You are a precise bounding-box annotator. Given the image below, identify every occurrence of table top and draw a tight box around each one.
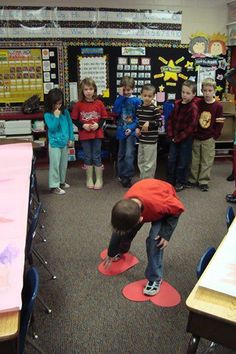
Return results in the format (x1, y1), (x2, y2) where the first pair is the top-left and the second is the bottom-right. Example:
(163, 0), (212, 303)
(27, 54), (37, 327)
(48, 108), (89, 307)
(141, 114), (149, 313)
(0, 142), (32, 340)
(0, 312), (19, 341)
(0, 138), (41, 149)
(186, 218), (236, 324)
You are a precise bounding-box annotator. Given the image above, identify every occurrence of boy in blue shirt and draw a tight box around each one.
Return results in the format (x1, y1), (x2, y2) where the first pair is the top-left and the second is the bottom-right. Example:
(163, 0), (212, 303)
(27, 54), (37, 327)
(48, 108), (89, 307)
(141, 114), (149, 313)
(113, 76), (141, 187)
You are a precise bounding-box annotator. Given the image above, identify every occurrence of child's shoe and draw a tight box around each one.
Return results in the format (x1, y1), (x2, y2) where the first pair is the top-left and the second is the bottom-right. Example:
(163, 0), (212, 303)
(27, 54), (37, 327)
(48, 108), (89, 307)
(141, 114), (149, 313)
(143, 280), (162, 296)
(199, 184), (209, 192)
(185, 181), (198, 188)
(86, 165), (94, 189)
(51, 187), (65, 195)
(175, 183), (184, 192)
(121, 177), (132, 188)
(94, 166), (103, 189)
(60, 182), (70, 189)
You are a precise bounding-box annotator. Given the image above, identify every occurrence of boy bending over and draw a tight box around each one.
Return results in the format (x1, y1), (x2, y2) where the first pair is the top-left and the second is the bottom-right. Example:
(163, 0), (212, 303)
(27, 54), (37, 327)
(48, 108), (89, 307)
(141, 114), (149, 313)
(103, 179), (184, 296)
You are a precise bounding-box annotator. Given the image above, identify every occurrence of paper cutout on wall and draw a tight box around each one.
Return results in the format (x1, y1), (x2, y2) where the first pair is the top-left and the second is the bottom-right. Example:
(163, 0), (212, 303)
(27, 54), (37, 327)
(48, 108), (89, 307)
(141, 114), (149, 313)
(188, 32), (227, 58)
(154, 57), (184, 82)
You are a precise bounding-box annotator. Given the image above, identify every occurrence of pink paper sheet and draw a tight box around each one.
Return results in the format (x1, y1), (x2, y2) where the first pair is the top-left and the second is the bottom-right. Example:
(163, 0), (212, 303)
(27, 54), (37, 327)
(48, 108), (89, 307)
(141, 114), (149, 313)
(0, 143), (32, 312)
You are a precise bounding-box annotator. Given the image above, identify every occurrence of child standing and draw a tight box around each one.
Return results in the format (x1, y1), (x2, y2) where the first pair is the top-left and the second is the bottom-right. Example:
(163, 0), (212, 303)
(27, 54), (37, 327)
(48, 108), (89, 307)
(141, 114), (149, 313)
(167, 80), (198, 191)
(44, 88), (74, 195)
(71, 78), (108, 189)
(113, 76), (141, 187)
(188, 78), (224, 191)
(103, 179), (184, 296)
(136, 84), (161, 179)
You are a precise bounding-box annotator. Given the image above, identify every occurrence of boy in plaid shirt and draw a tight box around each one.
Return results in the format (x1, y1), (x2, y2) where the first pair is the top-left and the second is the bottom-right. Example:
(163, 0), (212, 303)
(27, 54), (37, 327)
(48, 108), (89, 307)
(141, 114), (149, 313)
(167, 80), (199, 191)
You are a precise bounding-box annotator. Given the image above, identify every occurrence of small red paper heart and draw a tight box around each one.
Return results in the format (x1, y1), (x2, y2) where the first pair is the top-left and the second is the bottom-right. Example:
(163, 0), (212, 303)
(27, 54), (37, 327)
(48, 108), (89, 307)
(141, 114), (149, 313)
(98, 248), (139, 276)
(122, 279), (181, 307)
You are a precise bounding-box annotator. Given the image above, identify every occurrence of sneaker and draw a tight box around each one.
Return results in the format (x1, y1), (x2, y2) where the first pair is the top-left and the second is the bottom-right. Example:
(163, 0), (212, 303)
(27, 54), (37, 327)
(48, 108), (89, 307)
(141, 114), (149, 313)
(175, 183), (184, 192)
(51, 187), (65, 195)
(227, 173), (234, 182)
(143, 280), (162, 296)
(199, 184), (209, 192)
(60, 182), (70, 189)
(185, 181), (198, 188)
(226, 193), (236, 203)
(121, 178), (132, 188)
(112, 254), (121, 262)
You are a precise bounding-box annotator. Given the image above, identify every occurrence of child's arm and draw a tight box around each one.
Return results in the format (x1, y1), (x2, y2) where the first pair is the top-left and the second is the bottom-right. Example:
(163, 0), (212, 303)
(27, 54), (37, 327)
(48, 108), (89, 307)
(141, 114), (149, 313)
(174, 105), (199, 143)
(65, 109), (75, 143)
(155, 215), (180, 248)
(103, 233), (122, 268)
(44, 112), (60, 132)
(143, 107), (161, 132)
(112, 94), (126, 116)
(213, 103), (224, 139)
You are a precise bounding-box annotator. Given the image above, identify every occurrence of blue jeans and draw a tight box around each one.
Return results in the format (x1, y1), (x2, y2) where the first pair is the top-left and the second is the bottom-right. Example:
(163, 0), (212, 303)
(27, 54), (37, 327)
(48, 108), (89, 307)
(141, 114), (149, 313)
(80, 139), (102, 166)
(108, 220), (164, 282)
(117, 135), (136, 178)
(145, 221), (163, 282)
(167, 137), (193, 185)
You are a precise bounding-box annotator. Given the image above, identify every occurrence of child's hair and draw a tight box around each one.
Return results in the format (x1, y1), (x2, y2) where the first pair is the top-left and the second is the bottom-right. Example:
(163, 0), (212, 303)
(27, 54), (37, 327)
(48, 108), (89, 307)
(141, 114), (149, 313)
(120, 76), (135, 89)
(111, 199), (141, 236)
(78, 77), (97, 101)
(201, 77), (216, 90)
(182, 80), (197, 94)
(44, 88), (65, 113)
(141, 84), (156, 95)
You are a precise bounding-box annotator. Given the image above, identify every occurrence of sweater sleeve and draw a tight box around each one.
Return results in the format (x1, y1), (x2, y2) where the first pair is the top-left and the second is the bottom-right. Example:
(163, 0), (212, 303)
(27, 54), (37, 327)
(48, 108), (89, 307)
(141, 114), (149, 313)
(107, 233), (122, 257)
(65, 109), (75, 141)
(213, 103), (224, 140)
(167, 110), (174, 138)
(149, 107), (161, 130)
(44, 112), (60, 132)
(112, 95), (126, 116)
(158, 215), (180, 241)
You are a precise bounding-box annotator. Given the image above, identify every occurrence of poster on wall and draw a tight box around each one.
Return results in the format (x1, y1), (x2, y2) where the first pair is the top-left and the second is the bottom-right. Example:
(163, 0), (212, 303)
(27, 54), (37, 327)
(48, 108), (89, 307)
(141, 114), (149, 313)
(0, 49), (43, 104)
(78, 55), (108, 96)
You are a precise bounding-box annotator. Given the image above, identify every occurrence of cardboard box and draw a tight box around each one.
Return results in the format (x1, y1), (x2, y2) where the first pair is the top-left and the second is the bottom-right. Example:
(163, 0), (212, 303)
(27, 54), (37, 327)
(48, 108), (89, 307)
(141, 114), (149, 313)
(221, 101), (235, 115)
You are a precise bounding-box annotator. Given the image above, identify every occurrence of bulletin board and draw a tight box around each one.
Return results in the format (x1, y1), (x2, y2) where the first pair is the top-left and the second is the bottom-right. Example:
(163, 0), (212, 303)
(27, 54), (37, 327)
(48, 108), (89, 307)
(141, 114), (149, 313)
(65, 42), (227, 106)
(0, 41), (64, 109)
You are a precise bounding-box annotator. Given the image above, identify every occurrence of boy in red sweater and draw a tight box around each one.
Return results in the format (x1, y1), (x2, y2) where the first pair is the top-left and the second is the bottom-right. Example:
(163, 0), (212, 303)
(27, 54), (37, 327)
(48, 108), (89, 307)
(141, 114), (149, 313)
(103, 179), (184, 296)
(167, 80), (199, 191)
(188, 78), (224, 191)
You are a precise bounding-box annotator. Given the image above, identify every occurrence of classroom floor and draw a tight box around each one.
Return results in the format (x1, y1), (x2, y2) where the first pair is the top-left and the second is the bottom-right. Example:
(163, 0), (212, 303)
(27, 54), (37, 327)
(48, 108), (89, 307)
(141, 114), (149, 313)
(28, 158), (236, 354)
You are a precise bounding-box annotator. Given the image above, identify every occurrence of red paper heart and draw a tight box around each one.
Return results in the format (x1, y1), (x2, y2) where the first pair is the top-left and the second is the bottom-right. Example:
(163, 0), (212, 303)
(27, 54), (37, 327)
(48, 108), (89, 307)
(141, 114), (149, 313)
(98, 248), (139, 276)
(122, 279), (181, 307)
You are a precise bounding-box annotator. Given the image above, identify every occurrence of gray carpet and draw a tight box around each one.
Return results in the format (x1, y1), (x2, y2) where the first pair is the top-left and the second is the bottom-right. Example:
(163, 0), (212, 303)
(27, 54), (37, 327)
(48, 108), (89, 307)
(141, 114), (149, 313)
(29, 157), (236, 354)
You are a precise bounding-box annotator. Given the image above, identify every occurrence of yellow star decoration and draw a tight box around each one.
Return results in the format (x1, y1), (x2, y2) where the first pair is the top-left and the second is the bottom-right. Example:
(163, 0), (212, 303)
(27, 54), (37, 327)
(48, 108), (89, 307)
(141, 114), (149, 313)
(163, 60), (178, 81)
(216, 85), (223, 92)
(159, 85), (165, 92)
(185, 61), (194, 69)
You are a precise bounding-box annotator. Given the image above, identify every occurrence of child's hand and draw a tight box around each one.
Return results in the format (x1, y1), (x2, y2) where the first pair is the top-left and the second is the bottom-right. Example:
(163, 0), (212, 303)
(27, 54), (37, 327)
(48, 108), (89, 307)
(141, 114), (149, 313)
(90, 122), (99, 131)
(155, 235), (169, 250)
(54, 108), (60, 118)
(135, 128), (141, 137)
(125, 128), (131, 136)
(141, 122), (149, 132)
(83, 124), (91, 131)
(68, 140), (74, 147)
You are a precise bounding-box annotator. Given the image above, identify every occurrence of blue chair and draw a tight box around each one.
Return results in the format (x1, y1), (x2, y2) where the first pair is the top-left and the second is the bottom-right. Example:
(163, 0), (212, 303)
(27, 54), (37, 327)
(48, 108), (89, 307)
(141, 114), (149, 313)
(196, 247), (216, 279)
(226, 206), (235, 229)
(19, 267), (44, 354)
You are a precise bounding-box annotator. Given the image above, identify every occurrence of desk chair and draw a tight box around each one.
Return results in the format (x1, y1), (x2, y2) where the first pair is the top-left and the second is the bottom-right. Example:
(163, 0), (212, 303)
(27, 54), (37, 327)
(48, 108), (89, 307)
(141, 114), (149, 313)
(19, 267), (44, 354)
(226, 206), (235, 229)
(196, 247), (216, 280)
(196, 247), (217, 353)
(27, 201), (56, 281)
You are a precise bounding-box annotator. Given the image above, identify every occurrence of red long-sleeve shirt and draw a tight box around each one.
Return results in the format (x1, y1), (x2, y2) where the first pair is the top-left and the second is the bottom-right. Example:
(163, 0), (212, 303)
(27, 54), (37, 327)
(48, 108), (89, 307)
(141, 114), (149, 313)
(167, 99), (199, 143)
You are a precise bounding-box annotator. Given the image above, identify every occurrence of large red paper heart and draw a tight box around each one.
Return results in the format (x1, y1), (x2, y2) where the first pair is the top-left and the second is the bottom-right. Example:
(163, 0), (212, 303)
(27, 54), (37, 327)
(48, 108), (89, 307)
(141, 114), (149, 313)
(98, 248), (139, 276)
(122, 279), (181, 307)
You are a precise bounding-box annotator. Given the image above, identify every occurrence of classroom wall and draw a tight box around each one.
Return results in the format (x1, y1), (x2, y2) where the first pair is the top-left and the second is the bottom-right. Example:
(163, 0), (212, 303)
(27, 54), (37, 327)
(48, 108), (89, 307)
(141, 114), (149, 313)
(0, 0), (229, 44)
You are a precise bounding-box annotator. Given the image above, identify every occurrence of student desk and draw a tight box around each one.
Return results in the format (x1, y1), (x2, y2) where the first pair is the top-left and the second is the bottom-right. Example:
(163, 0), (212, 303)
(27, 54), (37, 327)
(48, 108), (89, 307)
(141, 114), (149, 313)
(0, 142), (33, 346)
(186, 218), (236, 353)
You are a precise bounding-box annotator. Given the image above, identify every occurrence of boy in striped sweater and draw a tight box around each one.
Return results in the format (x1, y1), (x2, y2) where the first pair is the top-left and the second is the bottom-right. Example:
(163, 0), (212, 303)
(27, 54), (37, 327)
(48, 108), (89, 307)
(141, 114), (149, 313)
(136, 84), (161, 179)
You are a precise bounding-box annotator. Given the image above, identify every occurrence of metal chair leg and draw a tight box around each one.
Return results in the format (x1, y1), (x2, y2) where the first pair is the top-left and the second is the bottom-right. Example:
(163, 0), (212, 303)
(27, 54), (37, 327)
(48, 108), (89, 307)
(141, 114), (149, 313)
(32, 249), (57, 279)
(37, 295), (52, 314)
(27, 337), (45, 354)
(37, 226), (47, 242)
